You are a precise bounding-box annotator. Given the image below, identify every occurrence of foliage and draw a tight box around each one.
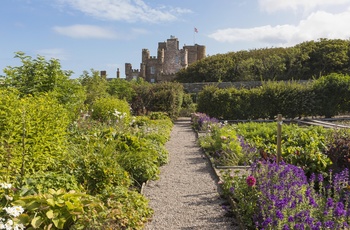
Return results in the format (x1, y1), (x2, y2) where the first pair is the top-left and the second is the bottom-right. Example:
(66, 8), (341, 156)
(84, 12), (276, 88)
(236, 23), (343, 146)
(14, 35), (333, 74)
(222, 161), (350, 229)
(196, 74), (350, 119)
(114, 134), (161, 184)
(91, 96), (131, 125)
(67, 120), (132, 195)
(103, 186), (153, 230)
(131, 82), (184, 120)
(175, 38), (350, 82)
(79, 69), (109, 105)
(221, 170), (259, 229)
(1, 52), (86, 120)
(191, 112), (220, 132)
(107, 78), (137, 102)
(234, 122), (332, 175)
(0, 182), (25, 230)
(312, 73), (350, 117)
(13, 188), (106, 230)
(21, 171), (82, 195)
(0, 91), (70, 184)
(325, 131), (350, 173)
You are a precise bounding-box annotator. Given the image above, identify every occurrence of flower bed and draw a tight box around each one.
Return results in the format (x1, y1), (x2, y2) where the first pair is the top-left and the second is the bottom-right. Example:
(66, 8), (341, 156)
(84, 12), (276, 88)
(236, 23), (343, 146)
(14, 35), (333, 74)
(222, 161), (350, 229)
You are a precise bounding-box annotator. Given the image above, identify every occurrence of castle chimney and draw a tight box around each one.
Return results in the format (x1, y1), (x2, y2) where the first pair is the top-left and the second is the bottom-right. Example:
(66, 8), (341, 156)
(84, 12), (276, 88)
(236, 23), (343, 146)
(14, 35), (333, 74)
(116, 68), (120, 78)
(100, 70), (107, 79)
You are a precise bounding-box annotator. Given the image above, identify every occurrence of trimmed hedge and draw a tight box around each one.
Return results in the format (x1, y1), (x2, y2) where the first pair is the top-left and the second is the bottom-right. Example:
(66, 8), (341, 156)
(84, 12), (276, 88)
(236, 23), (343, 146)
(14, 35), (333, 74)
(197, 73), (350, 120)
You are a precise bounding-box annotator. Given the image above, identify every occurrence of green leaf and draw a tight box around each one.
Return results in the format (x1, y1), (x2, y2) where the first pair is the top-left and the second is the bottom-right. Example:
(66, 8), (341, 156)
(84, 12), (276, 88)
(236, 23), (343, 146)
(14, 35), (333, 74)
(46, 210), (54, 219)
(31, 216), (44, 228)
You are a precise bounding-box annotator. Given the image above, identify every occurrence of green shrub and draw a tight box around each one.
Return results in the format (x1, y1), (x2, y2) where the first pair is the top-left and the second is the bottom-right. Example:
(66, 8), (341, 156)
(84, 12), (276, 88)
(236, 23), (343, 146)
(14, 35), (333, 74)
(14, 188), (106, 229)
(91, 96), (131, 125)
(312, 73), (350, 117)
(0, 91), (70, 184)
(131, 82), (184, 120)
(21, 171), (82, 195)
(103, 186), (153, 229)
(114, 134), (161, 184)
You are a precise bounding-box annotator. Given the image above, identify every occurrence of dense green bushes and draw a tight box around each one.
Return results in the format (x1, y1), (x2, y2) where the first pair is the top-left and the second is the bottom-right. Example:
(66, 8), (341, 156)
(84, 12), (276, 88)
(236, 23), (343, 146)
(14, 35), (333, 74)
(0, 89), (70, 183)
(175, 38), (350, 83)
(131, 81), (184, 120)
(197, 73), (350, 120)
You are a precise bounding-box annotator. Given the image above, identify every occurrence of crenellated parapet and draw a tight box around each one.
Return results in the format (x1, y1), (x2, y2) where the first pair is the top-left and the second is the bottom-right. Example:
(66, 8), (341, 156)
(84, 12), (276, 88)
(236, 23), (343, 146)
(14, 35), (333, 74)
(126, 35), (205, 82)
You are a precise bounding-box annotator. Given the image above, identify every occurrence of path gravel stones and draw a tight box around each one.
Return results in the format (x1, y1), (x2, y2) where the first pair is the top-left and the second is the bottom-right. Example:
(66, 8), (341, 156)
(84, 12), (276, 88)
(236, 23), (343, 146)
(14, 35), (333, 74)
(143, 117), (239, 230)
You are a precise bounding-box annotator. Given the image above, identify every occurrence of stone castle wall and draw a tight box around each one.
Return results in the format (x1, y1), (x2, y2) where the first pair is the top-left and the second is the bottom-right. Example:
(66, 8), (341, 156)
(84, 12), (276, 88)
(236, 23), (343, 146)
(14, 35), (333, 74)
(125, 36), (205, 82)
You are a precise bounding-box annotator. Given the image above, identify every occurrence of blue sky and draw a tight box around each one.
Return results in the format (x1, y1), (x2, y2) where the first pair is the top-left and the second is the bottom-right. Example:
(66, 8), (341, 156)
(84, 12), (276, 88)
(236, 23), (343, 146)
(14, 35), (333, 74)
(1, 0), (350, 78)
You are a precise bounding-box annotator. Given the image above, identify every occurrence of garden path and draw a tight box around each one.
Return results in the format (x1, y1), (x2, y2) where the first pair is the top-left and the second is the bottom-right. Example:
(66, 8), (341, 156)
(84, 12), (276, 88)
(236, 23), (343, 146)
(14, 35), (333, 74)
(143, 117), (239, 230)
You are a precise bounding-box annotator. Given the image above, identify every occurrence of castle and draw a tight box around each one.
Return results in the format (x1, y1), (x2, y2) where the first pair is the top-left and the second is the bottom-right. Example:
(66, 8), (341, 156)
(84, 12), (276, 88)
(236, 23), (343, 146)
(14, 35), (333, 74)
(125, 35), (206, 82)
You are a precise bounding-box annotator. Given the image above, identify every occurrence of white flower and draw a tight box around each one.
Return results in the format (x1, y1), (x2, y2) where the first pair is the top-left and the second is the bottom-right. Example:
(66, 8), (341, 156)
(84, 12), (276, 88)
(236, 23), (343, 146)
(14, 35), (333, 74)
(112, 109), (121, 117)
(0, 183), (12, 189)
(13, 224), (25, 230)
(4, 219), (13, 229)
(3, 206), (24, 217)
(5, 195), (13, 201)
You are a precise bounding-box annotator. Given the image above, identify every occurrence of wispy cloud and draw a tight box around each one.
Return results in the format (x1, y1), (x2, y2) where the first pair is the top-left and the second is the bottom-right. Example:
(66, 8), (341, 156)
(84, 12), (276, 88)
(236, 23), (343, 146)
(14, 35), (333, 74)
(53, 24), (118, 39)
(208, 8), (350, 47)
(36, 48), (68, 60)
(56, 0), (192, 23)
(258, 0), (350, 13)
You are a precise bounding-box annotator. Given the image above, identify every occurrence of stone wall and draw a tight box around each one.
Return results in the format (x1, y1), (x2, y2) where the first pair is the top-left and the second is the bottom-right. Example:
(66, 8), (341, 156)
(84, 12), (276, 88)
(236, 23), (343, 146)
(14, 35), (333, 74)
(182, 80), (310, 93)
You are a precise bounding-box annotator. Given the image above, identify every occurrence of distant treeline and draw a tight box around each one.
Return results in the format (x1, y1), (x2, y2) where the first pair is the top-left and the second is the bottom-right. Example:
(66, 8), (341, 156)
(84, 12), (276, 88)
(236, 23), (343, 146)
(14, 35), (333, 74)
(175, 38), (350, 83)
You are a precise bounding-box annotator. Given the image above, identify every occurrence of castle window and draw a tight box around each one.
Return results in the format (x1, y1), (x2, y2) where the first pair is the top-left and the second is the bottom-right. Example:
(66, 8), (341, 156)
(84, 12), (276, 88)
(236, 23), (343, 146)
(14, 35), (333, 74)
(150, 66), (155, 74)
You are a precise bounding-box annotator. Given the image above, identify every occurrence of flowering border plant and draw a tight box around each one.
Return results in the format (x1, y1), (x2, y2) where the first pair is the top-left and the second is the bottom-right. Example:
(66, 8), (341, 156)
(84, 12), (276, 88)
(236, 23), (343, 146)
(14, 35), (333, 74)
(0, 182), (25, 230)
(222, 161), (350, 229)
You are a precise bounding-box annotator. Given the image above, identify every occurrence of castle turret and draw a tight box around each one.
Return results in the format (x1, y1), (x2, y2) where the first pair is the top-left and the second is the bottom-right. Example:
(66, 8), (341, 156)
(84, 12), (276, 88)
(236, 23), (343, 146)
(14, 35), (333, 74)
(142, 49), (150, 63)
(125, 63), (132, 77)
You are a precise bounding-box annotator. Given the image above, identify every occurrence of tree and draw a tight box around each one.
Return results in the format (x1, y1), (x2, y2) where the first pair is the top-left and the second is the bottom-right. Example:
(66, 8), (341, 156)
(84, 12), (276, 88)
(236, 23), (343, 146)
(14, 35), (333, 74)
(2, 52), (86, 120)
(79, 69), (109, 105)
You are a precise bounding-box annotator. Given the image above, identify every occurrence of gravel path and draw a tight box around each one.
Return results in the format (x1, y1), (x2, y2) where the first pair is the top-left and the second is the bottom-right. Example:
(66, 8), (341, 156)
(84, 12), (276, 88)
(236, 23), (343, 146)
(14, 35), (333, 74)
(143, 117), (239, 230)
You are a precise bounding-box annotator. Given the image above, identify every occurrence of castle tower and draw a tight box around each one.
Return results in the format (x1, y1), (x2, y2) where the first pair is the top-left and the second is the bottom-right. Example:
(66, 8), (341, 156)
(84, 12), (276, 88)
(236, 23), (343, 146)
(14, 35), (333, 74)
(125, 63), (132, 77)
(142, 49), (150, 63)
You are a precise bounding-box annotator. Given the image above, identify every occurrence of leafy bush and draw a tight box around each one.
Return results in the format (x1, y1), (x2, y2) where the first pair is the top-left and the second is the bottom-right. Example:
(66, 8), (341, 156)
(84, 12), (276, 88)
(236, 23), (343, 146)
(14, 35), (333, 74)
(0, 91), (70, 184)
(325, 132), (350, 173)
(196, 74), (350, 119)
(131, 82), (184, 120)
(114, 134), (161, 184)
(103, 186), (153, 229)
(13, 188), (106, 229)
(91, 96), (131, 125)
(21, 171), (82, 195)
(312, 73), (350, 117)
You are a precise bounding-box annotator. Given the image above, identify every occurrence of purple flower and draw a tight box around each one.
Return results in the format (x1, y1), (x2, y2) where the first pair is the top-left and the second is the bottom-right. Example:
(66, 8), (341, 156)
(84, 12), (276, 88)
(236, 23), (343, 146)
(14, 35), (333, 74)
(317, 173), (324, 183)
(334, 202), (346, 217)
(276, 210), (284, 220)
(324, 220), (334, 228)
(326, 198), (333, 209)
(262, 217), (272, 227)
(282, 225), (290, 230)
(229, 187), (234, 193)
(288, 216), (294, 222)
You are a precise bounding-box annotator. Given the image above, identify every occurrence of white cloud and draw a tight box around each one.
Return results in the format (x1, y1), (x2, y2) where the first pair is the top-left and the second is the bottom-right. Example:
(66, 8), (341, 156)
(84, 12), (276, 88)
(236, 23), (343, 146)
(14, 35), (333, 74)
(258, 0), (350, 13)
(53, 24), (118, 39)
(56, 0), (191, 23)
(208, 9), (350, 47)
(36, 48), (68, 60)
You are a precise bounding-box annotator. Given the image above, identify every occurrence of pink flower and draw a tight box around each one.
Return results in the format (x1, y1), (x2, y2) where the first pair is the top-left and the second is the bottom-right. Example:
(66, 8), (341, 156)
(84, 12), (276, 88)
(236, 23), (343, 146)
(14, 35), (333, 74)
(246, 175), (256, 187)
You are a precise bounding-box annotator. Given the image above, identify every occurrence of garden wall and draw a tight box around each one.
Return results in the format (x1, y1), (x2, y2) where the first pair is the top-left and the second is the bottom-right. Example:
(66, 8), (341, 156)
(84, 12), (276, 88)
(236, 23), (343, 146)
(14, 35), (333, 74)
(182, 80), (309, 93)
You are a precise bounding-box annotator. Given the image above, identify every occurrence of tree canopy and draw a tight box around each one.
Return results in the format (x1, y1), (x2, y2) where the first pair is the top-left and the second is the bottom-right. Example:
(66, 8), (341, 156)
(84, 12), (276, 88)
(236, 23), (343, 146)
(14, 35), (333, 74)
(175, 38), (350, 83)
